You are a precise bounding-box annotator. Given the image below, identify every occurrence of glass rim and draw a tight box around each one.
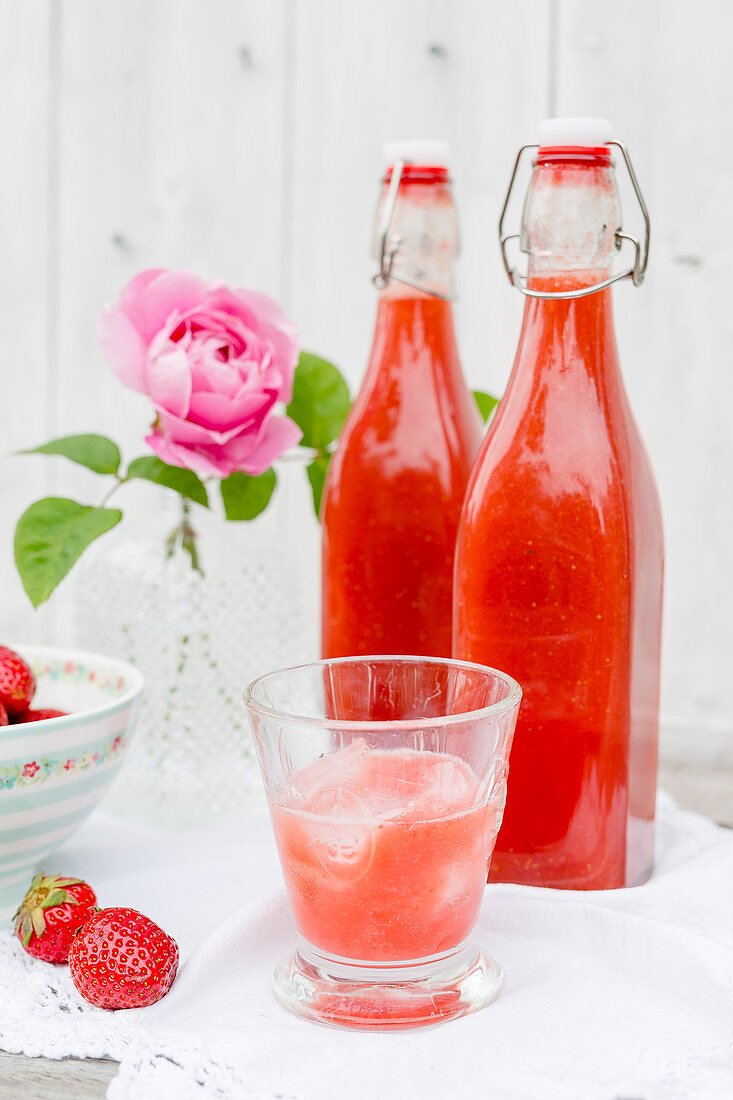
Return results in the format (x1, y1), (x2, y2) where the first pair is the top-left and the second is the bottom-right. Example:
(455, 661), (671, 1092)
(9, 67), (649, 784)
(243, 654), (522, 731)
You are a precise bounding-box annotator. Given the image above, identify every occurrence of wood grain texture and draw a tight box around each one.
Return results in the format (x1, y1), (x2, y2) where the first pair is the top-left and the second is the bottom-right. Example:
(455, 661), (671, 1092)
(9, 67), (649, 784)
(53, 2), (289, 425)
(0, 1052), (116, 1099)
(4, 0), (290, 641)
(288, 0), (551, 398)
(0, 1), (54, 643)
(556, 0), (733, 763)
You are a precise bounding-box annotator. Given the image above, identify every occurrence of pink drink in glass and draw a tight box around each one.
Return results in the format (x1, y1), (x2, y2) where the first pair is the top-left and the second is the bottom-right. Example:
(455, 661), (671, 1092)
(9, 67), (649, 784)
(245, 656), (521, 1029)
(269, 741), (493, 962)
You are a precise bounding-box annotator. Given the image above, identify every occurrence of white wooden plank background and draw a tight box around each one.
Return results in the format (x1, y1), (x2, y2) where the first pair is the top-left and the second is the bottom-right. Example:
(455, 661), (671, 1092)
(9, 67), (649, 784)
(0, 1), (55, 646)
(1, 0), (731, 772)
(556, 0), (733, 765)
(289, 0), (550, 396)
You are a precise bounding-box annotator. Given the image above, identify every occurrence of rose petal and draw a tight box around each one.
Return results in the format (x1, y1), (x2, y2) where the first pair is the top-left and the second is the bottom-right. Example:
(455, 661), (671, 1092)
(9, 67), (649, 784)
(155, 409), (250, 447)
(188, 351), (242, 399)
(186, 309), (257, 361)
(147, 346), (193, 419)
(120, 270), (208, 345)
(219, 415), (303, 475)
(187, 389), (273, 433)
(204, 287), (298, 402)
(98, 308), (148, 392)
(205, 285), (285, 328)
(117, 268), (165, 317)
(259, 362), (285, 394)
(145, 433), (231, 479)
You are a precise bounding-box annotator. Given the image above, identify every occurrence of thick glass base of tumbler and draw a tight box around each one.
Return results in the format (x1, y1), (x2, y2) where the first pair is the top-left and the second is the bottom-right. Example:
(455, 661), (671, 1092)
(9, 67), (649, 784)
(273, 939), (502, 1031)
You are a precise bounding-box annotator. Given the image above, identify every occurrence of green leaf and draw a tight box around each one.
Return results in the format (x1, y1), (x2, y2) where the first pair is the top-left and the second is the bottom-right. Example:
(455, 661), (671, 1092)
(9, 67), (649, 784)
(41, 890), (67, 909)
(306, 454), (331, 520)
(287, 352), (351, 449)
(127, 457), (208, 508)
(31, 907), (46, 938)
(15, 498), (122, 608)
(474, 390), (500, 423)
(21, 915), (33, 945)
(21, 434), (121, 475)
(220, 469), (276, 521)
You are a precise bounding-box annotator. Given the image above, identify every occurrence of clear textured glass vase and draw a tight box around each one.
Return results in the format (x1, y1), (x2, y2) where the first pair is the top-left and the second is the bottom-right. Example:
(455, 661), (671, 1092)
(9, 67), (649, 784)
(73, 452), (319, 827)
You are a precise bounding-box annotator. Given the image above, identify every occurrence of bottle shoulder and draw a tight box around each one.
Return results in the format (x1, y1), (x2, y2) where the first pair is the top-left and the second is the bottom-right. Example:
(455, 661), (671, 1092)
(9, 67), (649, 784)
(327, 393), (480, 489)
(331, 327), (482, 471)
(461, 383), (650, 534)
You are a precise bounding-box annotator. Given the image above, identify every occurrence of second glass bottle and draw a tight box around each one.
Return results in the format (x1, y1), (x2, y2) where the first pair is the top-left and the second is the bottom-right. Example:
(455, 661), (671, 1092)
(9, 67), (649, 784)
(322, 141), (482, 660)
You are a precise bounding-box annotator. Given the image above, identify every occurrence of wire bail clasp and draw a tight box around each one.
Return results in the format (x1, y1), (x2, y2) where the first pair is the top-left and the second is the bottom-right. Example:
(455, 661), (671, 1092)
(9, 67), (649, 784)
(372, 159), (454, 302)
(498, 141), (651, 300)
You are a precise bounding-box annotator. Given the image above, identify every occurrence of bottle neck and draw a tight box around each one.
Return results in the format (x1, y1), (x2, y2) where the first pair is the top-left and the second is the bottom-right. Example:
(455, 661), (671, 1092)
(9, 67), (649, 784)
(366, 292), (459, 381)
(498, 150), (628, 416)
(522, 150), (620, 291)
(373, 172), (458, 300)
(508, 284), (622, 404)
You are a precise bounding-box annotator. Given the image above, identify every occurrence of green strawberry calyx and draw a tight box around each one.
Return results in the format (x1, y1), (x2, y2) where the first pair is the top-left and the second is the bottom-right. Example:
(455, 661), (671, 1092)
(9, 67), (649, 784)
(12, 872), (85, 946)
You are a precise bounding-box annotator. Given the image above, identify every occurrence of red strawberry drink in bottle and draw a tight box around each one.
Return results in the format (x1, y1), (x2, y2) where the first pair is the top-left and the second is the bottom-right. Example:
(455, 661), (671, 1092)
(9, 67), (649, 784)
(321, 142), (482, 662)
(454, 119), (663, 890)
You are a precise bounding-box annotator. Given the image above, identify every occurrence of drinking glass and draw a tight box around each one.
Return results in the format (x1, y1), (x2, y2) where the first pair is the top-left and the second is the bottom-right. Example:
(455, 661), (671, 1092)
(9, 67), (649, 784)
(244, 655), (521, 1030)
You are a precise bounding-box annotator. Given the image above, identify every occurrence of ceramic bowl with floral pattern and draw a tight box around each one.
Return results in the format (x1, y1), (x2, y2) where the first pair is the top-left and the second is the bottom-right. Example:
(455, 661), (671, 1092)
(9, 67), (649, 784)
(0, 644), (144, 918)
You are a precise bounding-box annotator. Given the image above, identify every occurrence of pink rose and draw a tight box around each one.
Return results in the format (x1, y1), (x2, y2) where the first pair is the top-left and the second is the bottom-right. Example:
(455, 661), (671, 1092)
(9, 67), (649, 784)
(98, 269), (302, 478)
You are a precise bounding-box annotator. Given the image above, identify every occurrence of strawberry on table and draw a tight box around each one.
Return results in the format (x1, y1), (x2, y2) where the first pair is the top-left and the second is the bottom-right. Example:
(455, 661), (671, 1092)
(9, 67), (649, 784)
(69, 907), (179, 1010)
(0, 645), (36, 719)
(13, 873), (97, 963)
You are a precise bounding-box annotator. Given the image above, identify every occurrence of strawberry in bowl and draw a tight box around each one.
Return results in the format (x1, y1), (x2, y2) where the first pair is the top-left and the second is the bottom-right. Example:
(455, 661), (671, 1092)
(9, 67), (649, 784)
(0, 645), (37, 720)
(21, 709), (69, 722)
(0, 644), (144, 921)
(0, 645), (69, 725)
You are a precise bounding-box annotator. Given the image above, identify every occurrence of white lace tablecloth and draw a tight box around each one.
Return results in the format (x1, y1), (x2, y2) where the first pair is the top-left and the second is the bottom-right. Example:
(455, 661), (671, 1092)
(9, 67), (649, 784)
(1, 792), (732, 1100)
